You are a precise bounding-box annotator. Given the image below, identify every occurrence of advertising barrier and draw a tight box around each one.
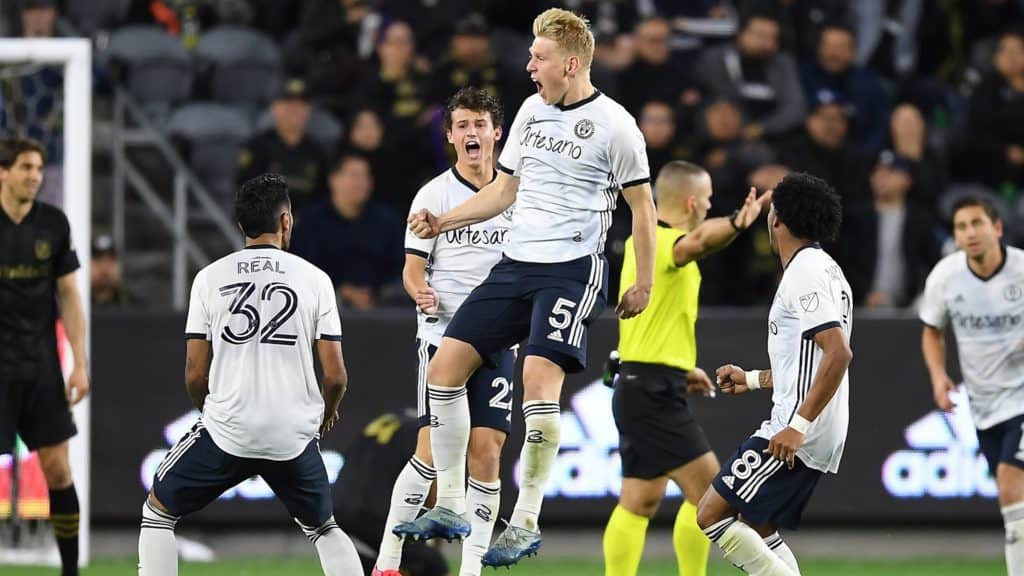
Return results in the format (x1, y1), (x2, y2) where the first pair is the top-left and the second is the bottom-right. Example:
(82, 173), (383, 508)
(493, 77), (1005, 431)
(89, 310), (1000, 525)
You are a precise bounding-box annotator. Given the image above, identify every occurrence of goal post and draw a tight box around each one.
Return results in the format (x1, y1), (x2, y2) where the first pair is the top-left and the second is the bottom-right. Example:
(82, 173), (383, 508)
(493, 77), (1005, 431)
(0, 38), (92, 566)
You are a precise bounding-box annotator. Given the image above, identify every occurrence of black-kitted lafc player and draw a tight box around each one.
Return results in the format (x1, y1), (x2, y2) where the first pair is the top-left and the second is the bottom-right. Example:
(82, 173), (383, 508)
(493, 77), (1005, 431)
(0, 137), (90, 576)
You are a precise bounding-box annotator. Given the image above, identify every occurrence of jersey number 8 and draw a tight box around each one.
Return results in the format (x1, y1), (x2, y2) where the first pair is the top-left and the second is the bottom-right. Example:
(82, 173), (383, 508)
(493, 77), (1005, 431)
(219, 281), (299, 346)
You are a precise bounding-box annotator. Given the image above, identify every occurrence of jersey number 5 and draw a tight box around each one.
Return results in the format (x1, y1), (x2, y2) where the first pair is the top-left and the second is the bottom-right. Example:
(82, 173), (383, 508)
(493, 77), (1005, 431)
(219, 281), (298, 346)
(546, 298), (577, 343)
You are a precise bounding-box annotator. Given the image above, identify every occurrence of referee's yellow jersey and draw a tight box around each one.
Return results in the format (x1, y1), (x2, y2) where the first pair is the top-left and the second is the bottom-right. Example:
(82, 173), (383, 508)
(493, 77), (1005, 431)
(618, 221), (701, 371)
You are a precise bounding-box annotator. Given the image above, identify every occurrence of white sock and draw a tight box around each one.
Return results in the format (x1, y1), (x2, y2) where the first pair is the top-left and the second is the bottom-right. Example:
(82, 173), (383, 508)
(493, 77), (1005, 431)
(1003, 502), (1024, 576)
(764, 532), (800, 575)
(297, 516), (363, 576)
(703, 518), (795, 576)
(138, 500), (178, 576)
(461, 477), (501, 576)
(509, 401), (560, 532)
(377, 456), (436, 570)
(429, 384), (471, 514)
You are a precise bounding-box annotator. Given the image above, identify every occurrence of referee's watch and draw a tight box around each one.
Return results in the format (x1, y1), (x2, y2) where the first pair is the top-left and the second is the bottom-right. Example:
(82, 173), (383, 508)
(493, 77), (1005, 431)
(729, 209), (742, 231)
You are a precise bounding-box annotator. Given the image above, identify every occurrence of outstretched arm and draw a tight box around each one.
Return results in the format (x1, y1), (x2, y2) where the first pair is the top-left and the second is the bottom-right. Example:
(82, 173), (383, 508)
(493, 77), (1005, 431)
(409, 171), (518, 238)
(673, 188), (772, 267)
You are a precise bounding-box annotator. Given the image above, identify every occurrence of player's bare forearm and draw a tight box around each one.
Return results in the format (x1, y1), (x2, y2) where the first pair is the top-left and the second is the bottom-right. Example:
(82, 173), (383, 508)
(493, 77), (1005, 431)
(185, 339), (212, 411)
(402, 255), (429, 300)
(622, 183), (656, 288)
(316, 339), (347, 434)
(759, 370), (773, 390)
(795, 328), (851, 421)
(437, 172), (518, 232)
(921, 325), (948, 380)
(56, 273), (88, 370)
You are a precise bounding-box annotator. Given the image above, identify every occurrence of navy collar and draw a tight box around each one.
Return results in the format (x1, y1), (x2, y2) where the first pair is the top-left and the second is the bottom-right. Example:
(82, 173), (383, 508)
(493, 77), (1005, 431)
(451, 166), (496, 193)
(556, 89), (601, 111)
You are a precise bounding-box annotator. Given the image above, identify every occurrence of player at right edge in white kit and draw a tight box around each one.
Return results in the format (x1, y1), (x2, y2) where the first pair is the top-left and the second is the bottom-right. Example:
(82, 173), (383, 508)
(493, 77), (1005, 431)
(399, 7), (657, 568)
(920, 196), (1024, 575)
(699, 173), (853, 576)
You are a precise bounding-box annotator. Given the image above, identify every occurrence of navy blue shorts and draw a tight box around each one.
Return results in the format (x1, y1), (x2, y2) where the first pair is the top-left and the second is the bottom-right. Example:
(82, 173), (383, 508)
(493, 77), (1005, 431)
(445, 254), (608, 373)
(415, 339), (514, 433)
(978, 413), (1024, 474)
(151, 421), (332, 526)
(711, 436), (822, 530)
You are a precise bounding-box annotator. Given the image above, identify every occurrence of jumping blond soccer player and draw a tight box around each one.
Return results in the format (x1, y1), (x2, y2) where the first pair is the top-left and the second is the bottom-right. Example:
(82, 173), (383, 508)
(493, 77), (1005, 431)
(397, 8), (658, 567)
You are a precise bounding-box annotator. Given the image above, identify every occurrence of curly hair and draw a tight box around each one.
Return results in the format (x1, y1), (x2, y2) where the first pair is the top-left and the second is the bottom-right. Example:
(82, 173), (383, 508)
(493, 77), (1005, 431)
(771, 172), (842, 243)
(236, 173), (290, 238)
(443, 87), (504, 132)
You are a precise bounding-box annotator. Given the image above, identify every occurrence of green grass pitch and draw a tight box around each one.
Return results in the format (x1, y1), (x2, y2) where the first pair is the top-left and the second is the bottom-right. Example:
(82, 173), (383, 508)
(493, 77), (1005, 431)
(0, 557), (1007, 575)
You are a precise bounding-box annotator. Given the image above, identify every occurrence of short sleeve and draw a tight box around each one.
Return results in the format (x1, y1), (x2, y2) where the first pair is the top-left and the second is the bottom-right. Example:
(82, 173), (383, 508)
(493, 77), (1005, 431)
(53, 211), (80, 278)
(315, 272), (343, 341)
(609, 114), (650, 190)
(664, 230), (686, 271)
(497, 100), (529, 176)
(405, 183), (442, 258)
(184, 271), (211, 340)
(918, 263), (948, 329)
(787, 268), (843, 340)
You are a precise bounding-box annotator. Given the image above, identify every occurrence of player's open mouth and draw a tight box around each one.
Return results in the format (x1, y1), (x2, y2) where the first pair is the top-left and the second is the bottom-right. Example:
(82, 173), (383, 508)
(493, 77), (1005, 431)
(534, 80), (543, 94)
(465, 141), (481, 160)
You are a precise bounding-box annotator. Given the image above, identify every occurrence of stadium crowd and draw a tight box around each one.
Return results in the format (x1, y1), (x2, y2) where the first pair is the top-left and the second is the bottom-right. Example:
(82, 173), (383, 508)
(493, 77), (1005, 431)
(3, 0), (1024, 309)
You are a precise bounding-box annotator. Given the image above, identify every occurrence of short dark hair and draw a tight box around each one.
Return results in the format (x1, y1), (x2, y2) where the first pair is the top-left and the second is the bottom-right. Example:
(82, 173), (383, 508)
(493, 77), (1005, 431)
(739, 0), (781, 30)
(331, 150), (371, 174)
(0, 137), (46, 168)
(236, 173), (290, 238)
(952, 195), (1001, 224)
(443, 87), (504, 132)
(772, 172), (843, 242)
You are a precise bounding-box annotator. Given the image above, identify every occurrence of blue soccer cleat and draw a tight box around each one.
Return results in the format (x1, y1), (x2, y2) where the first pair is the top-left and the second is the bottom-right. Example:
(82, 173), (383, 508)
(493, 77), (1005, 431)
(480, 523), (542, 567)
(392, 506), (471, 542)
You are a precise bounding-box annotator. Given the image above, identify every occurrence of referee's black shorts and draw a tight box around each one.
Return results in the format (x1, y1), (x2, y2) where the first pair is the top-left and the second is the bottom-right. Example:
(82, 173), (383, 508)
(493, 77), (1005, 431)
(612, 362), (712, 480)
(0, 363), (77, 454)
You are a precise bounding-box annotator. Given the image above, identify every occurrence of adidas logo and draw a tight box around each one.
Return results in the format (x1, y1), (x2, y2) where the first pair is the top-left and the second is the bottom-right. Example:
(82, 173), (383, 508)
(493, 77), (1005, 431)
(513, 380), (681, 499)
(881, 386), (997, 499)
(140, 410), (345, 501)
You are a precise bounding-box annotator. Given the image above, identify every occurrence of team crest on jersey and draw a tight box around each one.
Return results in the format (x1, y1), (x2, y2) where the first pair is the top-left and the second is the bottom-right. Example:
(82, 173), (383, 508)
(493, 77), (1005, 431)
(34, 240), (51, 260)
(1005, 284), (1022, 302)
(799, 292), (820, 312)
(574, 119), (595, 139)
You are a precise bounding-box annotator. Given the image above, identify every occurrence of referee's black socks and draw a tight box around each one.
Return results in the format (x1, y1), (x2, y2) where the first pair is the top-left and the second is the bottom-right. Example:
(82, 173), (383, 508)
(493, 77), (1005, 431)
(49, 484), (80, 576)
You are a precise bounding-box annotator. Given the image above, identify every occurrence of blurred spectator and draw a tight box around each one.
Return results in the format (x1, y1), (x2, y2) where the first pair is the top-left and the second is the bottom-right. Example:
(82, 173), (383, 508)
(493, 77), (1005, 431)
(640, 101), (688, 179)
(888, 103), (945, 213)
(656, 1), (737, 65)
(851, 0), (922, 79)
(291, 152), (403, 310)
(0, 0), (63, 205)
(690, 98), (775, 206)
(378, 0), (478, 60)
(284, 0), (372, 112)
(800, 22), (891, 153)
(962, 29), (1024, 192)
(695, 5), (807, 141)
(590, 32), (633, 101)
(237, 78), (328, 216)
(844, 150), (940, 308)
(429, 14), (527, 123)
(345, 106), (422, 215)
(777, 0), (849, 60)
(91, 235), (142, 309)
(128, 0), (254, 47)
(774, 90), (870, 210)
(618, 17), (701, 120)
(353, 21), (431, 153)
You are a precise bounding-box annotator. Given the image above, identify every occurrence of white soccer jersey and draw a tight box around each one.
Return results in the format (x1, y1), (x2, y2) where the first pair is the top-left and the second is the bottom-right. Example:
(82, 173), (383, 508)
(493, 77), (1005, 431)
(184, 245), (342, 461)
(919, 246), (1024, 430)
(405, 168), (511, 346)
(757, 246), (852, 474)
(497, 92), (649, 263)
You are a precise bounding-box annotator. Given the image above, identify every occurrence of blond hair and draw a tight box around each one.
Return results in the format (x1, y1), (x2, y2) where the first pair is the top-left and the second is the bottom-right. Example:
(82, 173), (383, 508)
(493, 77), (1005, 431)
(532, 8), (594, 69)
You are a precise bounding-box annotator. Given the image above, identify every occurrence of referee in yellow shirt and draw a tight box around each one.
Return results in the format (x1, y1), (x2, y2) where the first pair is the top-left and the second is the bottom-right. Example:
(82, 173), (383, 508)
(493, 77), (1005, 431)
(603, 161), (771, 576)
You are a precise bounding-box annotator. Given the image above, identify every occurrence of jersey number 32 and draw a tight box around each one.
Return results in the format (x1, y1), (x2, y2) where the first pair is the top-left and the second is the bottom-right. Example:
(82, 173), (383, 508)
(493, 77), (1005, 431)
(218, 281), (298, 346)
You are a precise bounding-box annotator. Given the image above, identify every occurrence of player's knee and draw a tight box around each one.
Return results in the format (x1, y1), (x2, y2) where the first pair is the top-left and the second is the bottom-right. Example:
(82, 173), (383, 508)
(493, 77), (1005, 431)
(426, 356), (467, 388)
(619, 493), (660, 518)
(695, 492), (725, 531)
(39, 454), (72, 488)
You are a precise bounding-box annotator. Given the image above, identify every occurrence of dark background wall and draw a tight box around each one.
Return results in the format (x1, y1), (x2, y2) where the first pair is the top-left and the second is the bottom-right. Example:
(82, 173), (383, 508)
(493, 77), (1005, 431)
(91, 310), (995, 526)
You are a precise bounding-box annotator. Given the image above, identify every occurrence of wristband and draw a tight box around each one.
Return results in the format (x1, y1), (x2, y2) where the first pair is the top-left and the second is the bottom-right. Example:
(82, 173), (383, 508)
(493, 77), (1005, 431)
(744, 370), (760, 390)
(729, 209), (742, 231)
(789, 414), (812, 434)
